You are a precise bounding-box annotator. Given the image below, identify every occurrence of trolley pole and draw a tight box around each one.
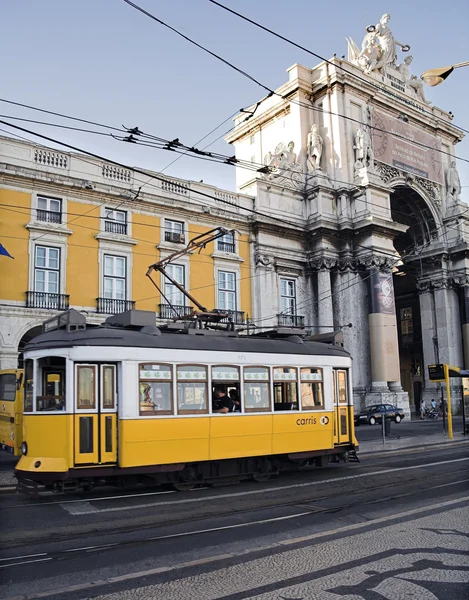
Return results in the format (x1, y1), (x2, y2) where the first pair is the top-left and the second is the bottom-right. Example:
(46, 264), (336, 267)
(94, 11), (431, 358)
(443, 364), (453, 439)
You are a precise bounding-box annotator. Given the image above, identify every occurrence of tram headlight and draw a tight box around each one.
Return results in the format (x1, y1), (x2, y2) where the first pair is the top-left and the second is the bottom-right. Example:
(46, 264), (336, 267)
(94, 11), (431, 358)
(21, 441), (28, 456)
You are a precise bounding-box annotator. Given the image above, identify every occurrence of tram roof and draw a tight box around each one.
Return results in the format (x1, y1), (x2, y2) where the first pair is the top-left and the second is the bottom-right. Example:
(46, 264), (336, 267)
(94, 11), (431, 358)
(24, 325), (350, 358)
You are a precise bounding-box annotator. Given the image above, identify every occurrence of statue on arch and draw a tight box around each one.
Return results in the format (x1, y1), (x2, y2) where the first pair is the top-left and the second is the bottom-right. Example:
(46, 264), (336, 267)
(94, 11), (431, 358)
(446, 161), (461, 202)
(347, 13), (410, 75)
(398, 56), (431, 104)
(306, 124), (323, 173)
(354, 127), (374, 170)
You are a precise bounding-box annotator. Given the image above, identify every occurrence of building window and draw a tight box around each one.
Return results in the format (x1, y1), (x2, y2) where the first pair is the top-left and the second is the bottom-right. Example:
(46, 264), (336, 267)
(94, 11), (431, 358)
(400, 307), (413, 336)
(104, 208), (127, 235)
(139, 363), (173, 415)
(218, 271), (236, 311)
(35, 246), (60, 294)
(104, 255), (126, 300)
(37, 196), (62, 224)
(280, 278), (296, 315)
(164, 220), (185, 243)
(217, 232), (235, 253)
(164, 264), (185, 307)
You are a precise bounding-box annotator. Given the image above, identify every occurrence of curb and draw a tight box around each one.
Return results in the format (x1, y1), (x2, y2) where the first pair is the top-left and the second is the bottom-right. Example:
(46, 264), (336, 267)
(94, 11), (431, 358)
(0, 486), (16, 494)
(358, 438), (468, 456)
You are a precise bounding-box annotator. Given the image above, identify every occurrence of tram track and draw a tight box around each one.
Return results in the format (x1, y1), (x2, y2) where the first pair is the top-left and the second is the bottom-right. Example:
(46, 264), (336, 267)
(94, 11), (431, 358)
(1, 456), (468, 553)
(0, 472), (468, 572)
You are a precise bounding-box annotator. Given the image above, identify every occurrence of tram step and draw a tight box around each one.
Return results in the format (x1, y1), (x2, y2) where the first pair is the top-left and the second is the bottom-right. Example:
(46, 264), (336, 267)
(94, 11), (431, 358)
(347, 449), (360, 463)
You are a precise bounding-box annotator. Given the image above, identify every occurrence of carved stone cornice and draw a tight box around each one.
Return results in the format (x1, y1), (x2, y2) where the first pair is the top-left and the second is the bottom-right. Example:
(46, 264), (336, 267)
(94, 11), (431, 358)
(356, 254), (396, 271)
(452, 274), (469, 287)
(414, 177), (442, 209)
(336, 257), (358, 272)
(417, 277), (453, 293)
(254, 251), (275, 269)
(308, 257), (337, 271)
(375, 162), (400, 184)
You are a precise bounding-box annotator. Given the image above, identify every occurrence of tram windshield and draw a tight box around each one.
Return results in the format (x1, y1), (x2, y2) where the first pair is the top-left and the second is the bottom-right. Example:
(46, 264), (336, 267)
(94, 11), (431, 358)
(36, 357), (66, 411)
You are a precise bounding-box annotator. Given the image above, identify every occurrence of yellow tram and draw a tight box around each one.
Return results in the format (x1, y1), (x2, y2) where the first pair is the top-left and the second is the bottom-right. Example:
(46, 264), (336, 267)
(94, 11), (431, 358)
(15, 309), (358, 494)
(0, 369), (23, 456)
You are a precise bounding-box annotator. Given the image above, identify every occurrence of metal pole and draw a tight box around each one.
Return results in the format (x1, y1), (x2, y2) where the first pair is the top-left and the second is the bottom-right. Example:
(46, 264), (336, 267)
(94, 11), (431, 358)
(382, 413), (385, 445)
(444, 364), (453, 439)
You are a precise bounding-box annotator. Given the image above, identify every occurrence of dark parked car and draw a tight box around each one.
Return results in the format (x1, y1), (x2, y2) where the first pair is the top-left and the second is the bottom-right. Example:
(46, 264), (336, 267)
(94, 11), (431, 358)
(354, 403), (405, 426)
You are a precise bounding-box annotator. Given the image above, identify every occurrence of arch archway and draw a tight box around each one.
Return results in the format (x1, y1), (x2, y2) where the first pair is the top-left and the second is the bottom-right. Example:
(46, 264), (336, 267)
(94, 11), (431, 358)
(389, 185), (438, 414)
(17, 325), (43, 368)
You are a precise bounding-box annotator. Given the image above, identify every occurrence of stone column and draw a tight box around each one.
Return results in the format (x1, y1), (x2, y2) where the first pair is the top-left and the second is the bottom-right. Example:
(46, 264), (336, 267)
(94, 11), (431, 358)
(317, 268), (334, 332)
(461, 286), (469, 369)
(364, 264), (409, 415)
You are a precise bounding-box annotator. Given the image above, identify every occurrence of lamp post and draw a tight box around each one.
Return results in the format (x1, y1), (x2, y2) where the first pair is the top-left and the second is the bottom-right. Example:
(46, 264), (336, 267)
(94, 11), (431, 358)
(421, 61), (469, 86)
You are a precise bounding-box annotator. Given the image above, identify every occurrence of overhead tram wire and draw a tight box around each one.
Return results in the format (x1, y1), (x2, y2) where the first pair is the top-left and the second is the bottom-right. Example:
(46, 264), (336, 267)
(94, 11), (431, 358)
(208, 0), (469, 136)
(0, 123), (437, 313)
(0, 118), (312, 231)
(121, 0), (469, 162)
(0, 118), (451, 247)
(0, 115), (453, 234)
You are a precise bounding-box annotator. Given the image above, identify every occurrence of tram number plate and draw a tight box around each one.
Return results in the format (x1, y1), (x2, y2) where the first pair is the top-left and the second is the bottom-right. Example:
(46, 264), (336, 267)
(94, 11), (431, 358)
(238, 355), (247, 361)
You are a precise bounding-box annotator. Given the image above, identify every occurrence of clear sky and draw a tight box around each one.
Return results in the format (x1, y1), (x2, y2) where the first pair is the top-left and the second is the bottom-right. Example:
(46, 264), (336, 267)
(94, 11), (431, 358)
(1, 0), (468, 195)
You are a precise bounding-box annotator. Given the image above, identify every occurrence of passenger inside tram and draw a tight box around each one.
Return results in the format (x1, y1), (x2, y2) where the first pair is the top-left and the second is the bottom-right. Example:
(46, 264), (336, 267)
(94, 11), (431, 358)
(212, 386), (235, 413)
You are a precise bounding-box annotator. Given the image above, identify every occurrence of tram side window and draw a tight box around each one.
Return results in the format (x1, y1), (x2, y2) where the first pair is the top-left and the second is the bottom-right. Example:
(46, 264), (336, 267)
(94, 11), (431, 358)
(244, 367), (271, 412)
(24, 360), (34, 413)
(337, 370), (348, 404)
(76, 365), (95, 410)
(273, 367), (298, 411)
(0, 373), (16, 402)
(139, 364), (173, 415)
(177, 365), (208, 414)
(37, 357), (66, 411)
(212, 366), (241, 412)
(300, 368), (324, 410)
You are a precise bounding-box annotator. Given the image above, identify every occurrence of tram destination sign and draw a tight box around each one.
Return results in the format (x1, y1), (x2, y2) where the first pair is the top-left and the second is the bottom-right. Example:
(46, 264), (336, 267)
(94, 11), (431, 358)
(372, 110), (443, 185)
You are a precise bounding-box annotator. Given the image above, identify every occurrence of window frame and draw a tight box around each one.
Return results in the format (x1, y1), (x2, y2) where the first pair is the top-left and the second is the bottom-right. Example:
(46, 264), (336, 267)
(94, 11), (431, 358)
(273, 367), (299, 411)
(243, 365), (271, 413)
(164, 219), (185, 243)
(279, 277), (297, 316)
(300, 367), (324, 411)
(217, 270), (237, 312)
(217, 231), (236, 254)
(36, 195), (62, 224)
(138, 363), (173, 416)
(164, 263), (186, 308)
(103, 254), (127, 301)
(104, 208), (128, 235)
(75, 365), (98, 411)
(176, 364), (209, 415)
(34, 245), (61, 294)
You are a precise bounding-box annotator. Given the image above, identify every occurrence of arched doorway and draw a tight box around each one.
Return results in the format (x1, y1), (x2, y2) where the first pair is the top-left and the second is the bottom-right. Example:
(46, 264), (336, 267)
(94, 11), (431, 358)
(390, 185), (438, 414)
(17, 325), (43, 368)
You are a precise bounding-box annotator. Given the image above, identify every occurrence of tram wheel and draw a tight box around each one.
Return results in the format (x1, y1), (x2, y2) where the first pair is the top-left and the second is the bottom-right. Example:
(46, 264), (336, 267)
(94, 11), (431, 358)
(173, 482), (197, 492)
(252, 473), (272, 483)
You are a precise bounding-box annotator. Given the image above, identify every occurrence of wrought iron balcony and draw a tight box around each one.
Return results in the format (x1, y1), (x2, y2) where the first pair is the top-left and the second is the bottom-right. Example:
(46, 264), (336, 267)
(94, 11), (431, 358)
(217, 241), (235, 253)
(219, 310), (245, 324)
(158, 304), (194, 319)
(96, 298), (135, 314)
(104, 220), (127, 235)
(26, 291), (69, 310)
(277, 314), (305, 328)
(36, 209), (62, 224)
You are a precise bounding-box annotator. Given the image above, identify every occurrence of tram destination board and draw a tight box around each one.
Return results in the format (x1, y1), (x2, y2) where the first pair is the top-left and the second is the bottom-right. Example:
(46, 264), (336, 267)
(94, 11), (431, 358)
(428, 364), (445, 381)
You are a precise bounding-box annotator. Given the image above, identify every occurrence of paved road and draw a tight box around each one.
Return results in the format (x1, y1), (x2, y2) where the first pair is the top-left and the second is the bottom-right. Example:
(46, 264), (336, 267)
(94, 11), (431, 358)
(355, 415), (465, 444)
(0, 442), (467, 599)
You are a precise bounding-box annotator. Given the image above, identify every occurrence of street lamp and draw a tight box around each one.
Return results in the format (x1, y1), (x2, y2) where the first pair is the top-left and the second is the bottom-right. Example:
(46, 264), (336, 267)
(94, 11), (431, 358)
(421, 60), (469, 86)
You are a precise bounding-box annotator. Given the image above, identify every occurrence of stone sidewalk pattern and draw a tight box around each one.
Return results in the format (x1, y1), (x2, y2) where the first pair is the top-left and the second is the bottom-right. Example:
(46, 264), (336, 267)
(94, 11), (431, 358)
(86, 504), (469, 600)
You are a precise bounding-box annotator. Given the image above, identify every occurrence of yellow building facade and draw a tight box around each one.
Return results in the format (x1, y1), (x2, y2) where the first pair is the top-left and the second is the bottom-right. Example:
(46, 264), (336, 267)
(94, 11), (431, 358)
(0, 135), (253, 368)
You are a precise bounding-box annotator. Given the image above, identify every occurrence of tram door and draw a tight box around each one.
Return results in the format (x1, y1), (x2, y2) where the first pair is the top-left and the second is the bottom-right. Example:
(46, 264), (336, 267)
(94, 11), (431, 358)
(333, 369), (350, 444)
(74, 364), (118, 466)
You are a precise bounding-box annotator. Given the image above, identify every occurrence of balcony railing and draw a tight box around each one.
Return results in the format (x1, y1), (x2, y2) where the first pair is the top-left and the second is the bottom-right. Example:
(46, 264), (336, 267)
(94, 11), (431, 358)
(26, 291), (69, 310)
(219, 310), (245, 324)
(277, 314), (305, 328)
(96, 298), (135, 314)
(158, 304), (194, 319)
(104, 220), (127, 235)
(217, 241), (235, 253)
(36, 209), (62, 224)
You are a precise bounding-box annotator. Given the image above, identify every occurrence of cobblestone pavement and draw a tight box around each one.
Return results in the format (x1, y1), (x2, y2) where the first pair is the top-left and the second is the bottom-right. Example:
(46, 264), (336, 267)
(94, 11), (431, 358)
(85, 504), (469, 600)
